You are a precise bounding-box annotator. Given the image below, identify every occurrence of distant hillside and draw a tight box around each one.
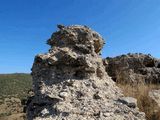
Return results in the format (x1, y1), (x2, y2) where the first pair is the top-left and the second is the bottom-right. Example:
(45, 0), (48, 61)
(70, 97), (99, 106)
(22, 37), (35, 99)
(0, 73), (32, 99)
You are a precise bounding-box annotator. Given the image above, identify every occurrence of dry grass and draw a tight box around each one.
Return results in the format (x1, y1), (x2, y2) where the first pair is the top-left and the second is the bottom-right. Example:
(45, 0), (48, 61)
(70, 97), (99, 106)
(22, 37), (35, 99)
(118, 84), (160, 120)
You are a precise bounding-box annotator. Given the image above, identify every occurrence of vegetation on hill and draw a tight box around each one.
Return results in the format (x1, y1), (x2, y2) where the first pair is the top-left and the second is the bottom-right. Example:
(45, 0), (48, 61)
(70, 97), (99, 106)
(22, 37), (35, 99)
(0, 73), (32, 99)
(0, 73), (32, 119)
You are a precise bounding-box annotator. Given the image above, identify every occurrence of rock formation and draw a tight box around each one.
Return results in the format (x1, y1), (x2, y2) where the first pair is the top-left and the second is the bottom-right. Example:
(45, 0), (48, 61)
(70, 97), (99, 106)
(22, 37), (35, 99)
(27, 25), (145, 120)
(104, 53), (160, 84)
(149, 89), (160, 108)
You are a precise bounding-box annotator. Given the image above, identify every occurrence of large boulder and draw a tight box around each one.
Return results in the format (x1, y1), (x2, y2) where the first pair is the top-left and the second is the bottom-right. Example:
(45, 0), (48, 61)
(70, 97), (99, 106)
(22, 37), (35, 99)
(27, 25), (145, 120)
(104, 53), (160, 84)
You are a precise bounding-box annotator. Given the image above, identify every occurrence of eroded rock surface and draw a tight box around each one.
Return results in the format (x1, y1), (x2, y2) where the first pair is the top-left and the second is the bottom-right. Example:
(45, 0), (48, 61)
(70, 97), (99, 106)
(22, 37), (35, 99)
(149, 89), (160, 107)
(27, 25), (145, 120)
(104, 53), (160, 84)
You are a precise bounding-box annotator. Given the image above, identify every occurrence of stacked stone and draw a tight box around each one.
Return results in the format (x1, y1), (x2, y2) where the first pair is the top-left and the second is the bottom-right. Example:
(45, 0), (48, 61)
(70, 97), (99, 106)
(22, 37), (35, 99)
(27, 25), (145, 120)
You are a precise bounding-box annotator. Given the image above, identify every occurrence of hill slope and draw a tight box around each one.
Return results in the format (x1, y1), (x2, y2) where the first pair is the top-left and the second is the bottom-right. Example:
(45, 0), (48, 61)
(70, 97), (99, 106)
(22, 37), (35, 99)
(0, 73), (32, 99)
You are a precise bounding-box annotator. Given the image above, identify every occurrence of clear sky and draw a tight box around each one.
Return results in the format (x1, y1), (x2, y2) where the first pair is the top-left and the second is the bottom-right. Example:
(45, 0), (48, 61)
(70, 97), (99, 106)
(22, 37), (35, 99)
(0, 0), (160, 73)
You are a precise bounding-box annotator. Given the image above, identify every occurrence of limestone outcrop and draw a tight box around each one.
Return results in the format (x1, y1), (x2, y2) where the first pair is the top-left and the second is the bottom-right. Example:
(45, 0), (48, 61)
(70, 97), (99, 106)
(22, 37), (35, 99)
(104, 53), (160, 84)
(27, 25), (145, 120)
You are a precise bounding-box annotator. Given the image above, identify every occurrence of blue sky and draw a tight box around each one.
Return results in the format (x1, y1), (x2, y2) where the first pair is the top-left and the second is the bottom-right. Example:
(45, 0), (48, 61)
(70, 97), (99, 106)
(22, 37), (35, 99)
(0, 0), (160, 73)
